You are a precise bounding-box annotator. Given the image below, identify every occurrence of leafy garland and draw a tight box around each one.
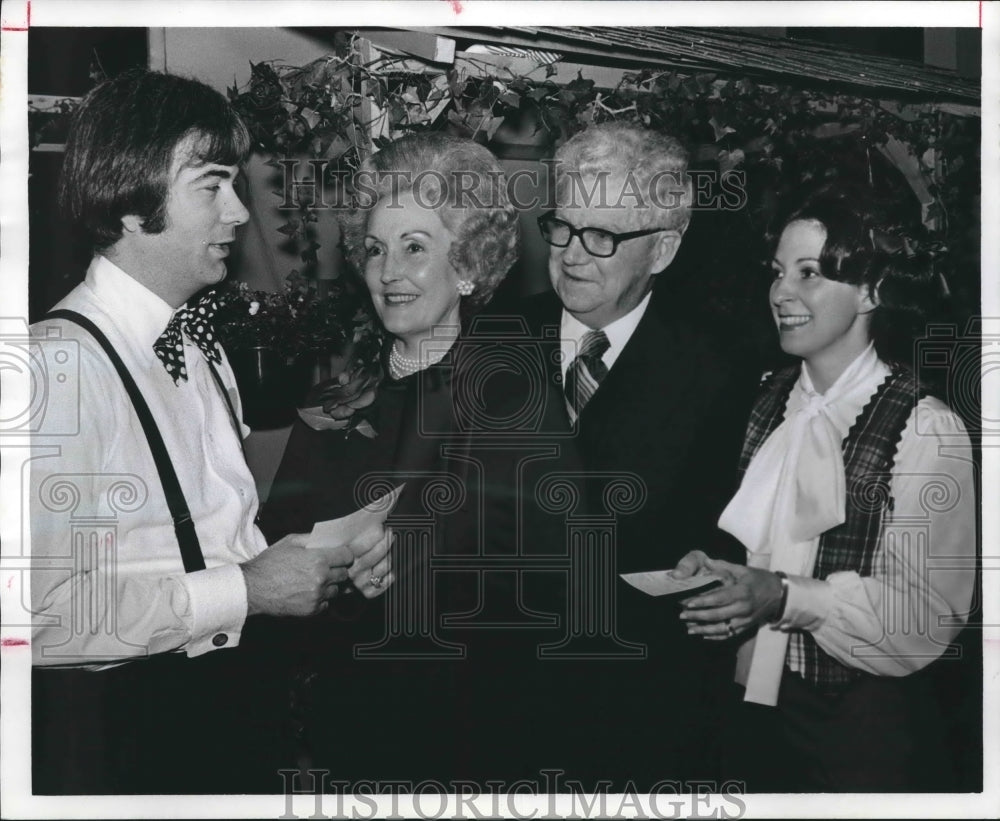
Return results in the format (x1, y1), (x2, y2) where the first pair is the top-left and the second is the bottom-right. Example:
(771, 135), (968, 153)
(226, 36), (979, 323)
(30, 32), (977, 357)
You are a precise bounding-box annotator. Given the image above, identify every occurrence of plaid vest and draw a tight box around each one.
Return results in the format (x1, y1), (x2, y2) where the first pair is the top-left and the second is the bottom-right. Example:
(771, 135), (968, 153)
(738, 365), (925, 692)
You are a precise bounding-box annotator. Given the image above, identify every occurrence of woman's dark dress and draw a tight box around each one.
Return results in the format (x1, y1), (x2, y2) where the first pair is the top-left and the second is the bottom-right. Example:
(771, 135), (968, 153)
(261, 340), (581, 784)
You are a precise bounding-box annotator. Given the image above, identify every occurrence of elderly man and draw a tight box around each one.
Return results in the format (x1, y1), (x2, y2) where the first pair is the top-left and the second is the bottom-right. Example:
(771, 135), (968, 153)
(521, 122), (758, 788)
(30, 69), (392, 794)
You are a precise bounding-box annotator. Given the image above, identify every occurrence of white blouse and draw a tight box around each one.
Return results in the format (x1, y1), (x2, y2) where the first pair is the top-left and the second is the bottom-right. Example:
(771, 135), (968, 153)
(720, 345), (976, 705)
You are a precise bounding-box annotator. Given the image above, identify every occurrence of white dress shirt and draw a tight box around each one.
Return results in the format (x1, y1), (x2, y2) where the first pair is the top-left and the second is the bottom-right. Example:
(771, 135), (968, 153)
(722, 345), (976, 704)
(559, 291), (652, 380)
(31, 256), (267, 668)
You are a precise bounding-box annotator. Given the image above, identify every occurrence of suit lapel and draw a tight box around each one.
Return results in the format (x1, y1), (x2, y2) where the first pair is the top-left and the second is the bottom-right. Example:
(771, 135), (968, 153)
(578, 287), (685, 429)
(523, 287), (689, 432)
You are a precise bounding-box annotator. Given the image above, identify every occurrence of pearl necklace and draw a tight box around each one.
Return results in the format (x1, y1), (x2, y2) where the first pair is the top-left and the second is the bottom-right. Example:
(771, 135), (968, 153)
(388, 341), (448, 380)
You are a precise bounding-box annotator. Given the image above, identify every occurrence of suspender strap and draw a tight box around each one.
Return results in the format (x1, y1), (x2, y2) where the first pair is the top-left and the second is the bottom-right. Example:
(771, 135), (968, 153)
(206, 360), (247, 458)
(45, 309), (207, 573)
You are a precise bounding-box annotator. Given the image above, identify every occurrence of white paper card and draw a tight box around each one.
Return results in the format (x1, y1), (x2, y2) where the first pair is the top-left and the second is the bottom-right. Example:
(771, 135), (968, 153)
(619, 569), (725, 598)
(306, 483), (405, 554)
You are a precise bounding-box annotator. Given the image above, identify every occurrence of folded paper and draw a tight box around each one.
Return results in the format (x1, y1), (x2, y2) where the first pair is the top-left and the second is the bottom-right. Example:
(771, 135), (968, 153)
(620, 569), (724, 598)
(307, 483), (404, 554)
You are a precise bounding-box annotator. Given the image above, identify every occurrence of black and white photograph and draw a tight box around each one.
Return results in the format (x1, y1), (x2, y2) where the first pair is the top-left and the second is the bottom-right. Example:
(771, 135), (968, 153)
(1, 1), (996, 818)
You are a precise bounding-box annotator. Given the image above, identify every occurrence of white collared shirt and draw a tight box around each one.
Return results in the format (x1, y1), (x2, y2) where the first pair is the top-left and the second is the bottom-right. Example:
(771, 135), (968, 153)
(30, 256), (265, 667)
(559, 291), (652, 380)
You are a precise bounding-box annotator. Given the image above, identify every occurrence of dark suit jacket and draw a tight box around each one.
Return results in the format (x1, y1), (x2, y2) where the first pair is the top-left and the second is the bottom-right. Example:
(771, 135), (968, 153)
(523, 283), (755, 568)
(261, 334), (586, 784)
(511, 280), (759, 788)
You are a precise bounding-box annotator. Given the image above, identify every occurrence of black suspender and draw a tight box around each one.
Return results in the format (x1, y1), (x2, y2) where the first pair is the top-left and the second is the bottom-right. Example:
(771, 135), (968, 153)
(45, 309), (209, 573)
(204, 357), (247, 458)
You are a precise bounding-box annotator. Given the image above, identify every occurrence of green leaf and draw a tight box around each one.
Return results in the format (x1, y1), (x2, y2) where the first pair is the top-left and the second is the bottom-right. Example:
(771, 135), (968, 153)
(477, 81), (500, 107)
(695, 73), (717, 92)
(387, 98), (407, 126)
(445, 109), (473, 137)
(426, 87), (448, 107)
(483, 115), (505, 141)
(323, 134), (350, 160)
(566, 71), (594, 96)
(300, 106), (321, 130)
(447, 70), (467, 98)
(680, 77), (701, 99)
(301, 242), (320, 264)
(415, 76), (432, 103)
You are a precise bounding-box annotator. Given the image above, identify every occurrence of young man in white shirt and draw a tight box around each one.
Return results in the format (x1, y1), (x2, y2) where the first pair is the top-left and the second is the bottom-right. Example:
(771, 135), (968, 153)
(30, 68), (392, 794)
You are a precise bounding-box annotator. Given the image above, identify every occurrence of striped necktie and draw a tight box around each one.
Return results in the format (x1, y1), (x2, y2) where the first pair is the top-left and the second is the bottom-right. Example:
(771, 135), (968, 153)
(564, 329), (610, 423)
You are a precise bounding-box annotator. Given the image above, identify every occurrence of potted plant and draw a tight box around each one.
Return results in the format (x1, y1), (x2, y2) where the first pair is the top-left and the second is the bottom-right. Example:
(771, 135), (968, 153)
(211, 271), (381, 429)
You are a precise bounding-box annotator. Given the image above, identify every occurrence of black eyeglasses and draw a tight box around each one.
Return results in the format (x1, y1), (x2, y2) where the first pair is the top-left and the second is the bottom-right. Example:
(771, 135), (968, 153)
(536, 211), (669, 258)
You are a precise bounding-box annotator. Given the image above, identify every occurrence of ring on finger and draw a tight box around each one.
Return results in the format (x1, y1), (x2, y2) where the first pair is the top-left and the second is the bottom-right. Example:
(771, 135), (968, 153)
(369, 574), (383, 588)
(725, 620), (736, 637)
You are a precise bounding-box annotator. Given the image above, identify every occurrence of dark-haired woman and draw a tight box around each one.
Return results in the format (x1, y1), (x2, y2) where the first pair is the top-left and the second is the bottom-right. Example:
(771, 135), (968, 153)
(675, 183), (976, 791)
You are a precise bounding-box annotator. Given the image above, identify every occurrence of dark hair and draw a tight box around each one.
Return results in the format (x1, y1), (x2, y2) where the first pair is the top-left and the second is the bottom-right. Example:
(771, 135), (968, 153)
(770, 181), (943, 366)
(59, 68), (251, 251)
(341, 133), (519, 316)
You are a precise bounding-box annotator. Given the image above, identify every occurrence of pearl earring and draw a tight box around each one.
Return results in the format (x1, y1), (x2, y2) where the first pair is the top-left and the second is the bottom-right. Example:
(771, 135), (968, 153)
(456, 280), (475, 296)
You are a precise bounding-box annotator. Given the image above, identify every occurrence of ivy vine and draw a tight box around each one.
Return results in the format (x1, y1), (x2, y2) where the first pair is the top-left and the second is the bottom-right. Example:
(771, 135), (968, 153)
(223, 33), (979, 334)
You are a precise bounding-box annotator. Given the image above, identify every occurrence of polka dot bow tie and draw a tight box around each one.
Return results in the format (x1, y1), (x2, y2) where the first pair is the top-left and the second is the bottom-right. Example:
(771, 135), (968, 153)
(153, 296), (222, 384)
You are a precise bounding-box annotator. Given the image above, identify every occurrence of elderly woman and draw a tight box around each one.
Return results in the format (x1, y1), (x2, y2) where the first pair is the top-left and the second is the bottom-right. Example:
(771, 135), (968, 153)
(676, 182), (976, 791)
(262, 133), (574, 782)
(265, 135), (520, 539)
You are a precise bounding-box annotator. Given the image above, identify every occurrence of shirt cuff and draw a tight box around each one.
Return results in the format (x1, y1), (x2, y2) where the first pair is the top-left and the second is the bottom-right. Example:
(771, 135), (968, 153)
(181, 563), (249, 657)
(776, 574), (834, 632)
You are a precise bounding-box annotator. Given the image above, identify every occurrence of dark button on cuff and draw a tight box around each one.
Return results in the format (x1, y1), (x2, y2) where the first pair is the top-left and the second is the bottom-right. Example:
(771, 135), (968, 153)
(212, 633), (228, 647)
